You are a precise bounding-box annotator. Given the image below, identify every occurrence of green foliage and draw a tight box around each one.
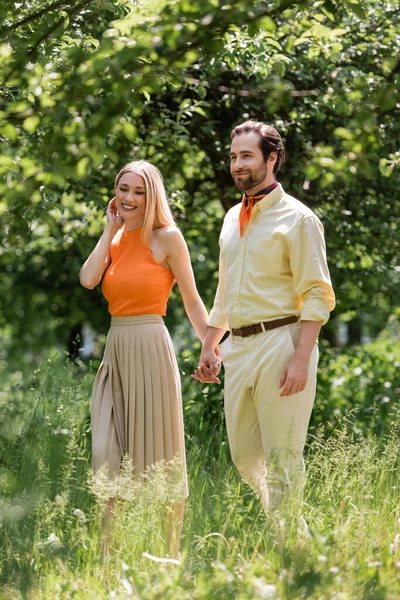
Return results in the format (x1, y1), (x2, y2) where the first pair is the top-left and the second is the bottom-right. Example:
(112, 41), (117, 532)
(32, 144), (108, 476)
(179, 334), (400, 442)
(0, 0), (399, 351)
(314, 337), (400, 436)
(1, 349), (400, 598)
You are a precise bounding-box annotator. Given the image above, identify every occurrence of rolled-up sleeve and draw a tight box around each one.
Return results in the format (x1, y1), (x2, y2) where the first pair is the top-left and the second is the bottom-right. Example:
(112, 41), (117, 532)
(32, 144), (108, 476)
(208, 253), (230, 331)
(290, 216), (335, 324)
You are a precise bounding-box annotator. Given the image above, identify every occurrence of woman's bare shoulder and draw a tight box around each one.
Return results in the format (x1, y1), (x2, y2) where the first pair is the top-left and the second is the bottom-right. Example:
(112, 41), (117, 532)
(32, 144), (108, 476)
(152, 225), (186, 255)
(153, 225), (183, 242)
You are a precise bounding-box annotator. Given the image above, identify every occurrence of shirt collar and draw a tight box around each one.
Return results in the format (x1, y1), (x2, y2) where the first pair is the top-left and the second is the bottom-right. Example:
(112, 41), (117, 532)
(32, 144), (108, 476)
(252, 183), (284, 214)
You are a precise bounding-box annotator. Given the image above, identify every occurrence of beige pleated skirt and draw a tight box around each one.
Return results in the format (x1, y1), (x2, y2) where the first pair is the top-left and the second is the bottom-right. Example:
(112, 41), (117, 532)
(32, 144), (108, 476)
(91, 315), (188, 497)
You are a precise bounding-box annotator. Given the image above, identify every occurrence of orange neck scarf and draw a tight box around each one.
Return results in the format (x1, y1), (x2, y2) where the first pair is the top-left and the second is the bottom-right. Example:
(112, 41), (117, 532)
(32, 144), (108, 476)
(238, 194), (266, 236)
(238, 181), (279, 236)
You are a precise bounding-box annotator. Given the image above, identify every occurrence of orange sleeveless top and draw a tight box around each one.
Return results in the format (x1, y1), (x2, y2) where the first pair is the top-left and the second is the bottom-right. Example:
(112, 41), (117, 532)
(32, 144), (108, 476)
(102, 227), (175, 316)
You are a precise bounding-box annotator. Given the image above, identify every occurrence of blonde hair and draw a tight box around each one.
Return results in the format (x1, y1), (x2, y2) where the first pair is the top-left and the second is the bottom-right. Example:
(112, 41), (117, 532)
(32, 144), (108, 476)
(115, 160), (175, 247)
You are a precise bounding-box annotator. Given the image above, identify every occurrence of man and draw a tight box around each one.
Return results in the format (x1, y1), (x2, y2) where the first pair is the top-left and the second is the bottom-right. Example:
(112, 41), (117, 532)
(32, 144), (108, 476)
(193, 120), (335, 511)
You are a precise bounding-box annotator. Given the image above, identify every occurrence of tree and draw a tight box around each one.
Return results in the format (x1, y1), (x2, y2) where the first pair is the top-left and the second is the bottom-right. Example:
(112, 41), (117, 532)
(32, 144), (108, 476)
(0, 0), (399, 360)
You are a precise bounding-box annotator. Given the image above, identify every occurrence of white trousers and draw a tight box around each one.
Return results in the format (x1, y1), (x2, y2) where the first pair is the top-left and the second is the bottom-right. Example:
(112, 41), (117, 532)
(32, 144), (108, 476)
(220, 321), (318, 511)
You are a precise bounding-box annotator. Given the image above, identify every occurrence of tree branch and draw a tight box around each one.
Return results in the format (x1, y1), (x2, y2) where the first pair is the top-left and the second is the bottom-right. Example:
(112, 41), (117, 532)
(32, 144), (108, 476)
(1, 0), (78, 35)
(27, 0), (92, 57)
(346, 7), (400, 44)
(1, 0), (91, 87)
(186, 77), (319, 97)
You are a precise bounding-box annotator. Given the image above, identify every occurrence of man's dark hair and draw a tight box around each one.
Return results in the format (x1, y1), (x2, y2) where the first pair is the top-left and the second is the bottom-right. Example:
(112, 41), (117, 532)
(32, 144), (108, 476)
(231, 120), (285, 174)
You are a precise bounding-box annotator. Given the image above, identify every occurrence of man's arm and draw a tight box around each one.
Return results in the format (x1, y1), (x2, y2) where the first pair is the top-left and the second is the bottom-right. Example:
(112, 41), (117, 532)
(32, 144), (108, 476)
(290, 216), (335, 323)
(279, 320), (321, 397)
(279, 215), (335, 396)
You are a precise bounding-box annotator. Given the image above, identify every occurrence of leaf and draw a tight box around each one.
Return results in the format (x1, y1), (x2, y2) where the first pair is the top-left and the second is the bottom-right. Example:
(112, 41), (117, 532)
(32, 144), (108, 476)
(22, 116), (40, 134)
(321, 7), (335, 22)
(305, 164), (320, 181)
(318, 157), (334, 167)
(347, 1), (367, 20)
(293, 36), (310, 47)
(334, 128), (353, 140)
(274, 61), (285, 78)
(124, 123), (137, 141)
(360, 255), (374, 269)
(40, 94), (56, 109)
(86, 36), (100, 48)
(193, 106), (206, 117)
(0, 155), (15, 168)
(379, 159), (394, 178)
(257, 16), (276, 32)
(308, 46), (321, 60)
(331, 28), (348, 37)
(19, 158), (38, 177)
(77, 157), (90, 178)
(1, 123), (17, 141)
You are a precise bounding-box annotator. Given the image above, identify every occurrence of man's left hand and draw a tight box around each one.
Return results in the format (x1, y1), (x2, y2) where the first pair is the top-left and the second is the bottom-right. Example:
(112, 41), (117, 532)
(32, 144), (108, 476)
(279, 354), (309, 397)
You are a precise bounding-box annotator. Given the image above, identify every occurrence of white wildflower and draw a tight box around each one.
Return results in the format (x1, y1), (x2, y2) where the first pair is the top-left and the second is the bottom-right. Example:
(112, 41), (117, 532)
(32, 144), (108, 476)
(121, 577), (134, 595)
(329, 566), (340, 574)
(253, 578), (278, 599)
(73, 508), (86, 522)
(366, 560), (382, 567)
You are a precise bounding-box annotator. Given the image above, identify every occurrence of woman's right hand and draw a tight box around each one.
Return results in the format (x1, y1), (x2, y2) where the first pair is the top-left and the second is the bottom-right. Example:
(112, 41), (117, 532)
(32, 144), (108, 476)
(106, 197), (124, 228)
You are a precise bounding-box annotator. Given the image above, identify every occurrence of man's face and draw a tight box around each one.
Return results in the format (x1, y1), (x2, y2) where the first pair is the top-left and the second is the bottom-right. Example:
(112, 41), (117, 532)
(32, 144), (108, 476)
(230, 132), (270, 192)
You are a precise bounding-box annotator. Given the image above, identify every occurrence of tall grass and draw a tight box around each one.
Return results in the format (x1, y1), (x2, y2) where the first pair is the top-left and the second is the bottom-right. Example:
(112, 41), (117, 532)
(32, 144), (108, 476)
(1, 354), (400, 599)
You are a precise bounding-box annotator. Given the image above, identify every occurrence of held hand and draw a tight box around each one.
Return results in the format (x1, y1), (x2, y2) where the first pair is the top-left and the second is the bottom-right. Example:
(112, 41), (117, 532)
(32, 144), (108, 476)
(191, 346), (222, 384)
(106, 197), (124, 228)
(279, 354), (309, 397)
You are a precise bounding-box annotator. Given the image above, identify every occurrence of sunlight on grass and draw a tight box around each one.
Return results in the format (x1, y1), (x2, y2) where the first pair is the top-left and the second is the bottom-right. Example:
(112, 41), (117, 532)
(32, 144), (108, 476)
(0, 357), (400, 598)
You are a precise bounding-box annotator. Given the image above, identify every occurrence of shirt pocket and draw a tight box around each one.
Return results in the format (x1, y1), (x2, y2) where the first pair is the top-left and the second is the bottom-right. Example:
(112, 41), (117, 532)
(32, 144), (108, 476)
(248, 238), (285, 274)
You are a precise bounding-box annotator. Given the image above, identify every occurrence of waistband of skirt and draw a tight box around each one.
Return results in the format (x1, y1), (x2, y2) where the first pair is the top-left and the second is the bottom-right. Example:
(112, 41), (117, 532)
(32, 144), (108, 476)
(110, 314), (164, 327)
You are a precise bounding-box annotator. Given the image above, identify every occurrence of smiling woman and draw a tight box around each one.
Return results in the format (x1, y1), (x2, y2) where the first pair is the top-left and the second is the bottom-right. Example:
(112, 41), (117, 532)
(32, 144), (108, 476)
(116, 172), (146, 217)
(79, 160), (219, 557)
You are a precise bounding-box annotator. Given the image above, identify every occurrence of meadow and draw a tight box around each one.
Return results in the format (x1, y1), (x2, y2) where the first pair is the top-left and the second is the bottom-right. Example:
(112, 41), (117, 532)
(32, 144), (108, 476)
(2, 1), (400, 597)
(1, 337), (399, 599)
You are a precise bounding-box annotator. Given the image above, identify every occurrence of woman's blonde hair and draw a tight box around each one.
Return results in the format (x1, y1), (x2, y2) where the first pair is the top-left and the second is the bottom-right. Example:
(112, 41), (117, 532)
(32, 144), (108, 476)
(115, 160), (175, 247)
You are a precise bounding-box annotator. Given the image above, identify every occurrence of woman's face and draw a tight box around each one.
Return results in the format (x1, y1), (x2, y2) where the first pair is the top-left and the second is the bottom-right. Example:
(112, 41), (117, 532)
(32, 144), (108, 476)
(115, 171), (146, 226)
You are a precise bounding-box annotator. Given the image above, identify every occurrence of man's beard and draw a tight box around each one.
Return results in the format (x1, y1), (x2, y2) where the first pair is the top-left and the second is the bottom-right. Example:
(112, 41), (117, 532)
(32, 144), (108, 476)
(233, 163), (268, 192)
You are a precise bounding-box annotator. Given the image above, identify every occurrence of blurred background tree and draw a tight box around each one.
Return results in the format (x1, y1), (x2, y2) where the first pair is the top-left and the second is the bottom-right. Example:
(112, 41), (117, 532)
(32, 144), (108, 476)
(0, 0), (399, 364)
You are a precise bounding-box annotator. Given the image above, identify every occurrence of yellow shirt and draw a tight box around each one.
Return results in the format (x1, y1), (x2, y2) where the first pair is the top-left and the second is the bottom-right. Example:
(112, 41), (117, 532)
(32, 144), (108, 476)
(208, 184), (335, 331)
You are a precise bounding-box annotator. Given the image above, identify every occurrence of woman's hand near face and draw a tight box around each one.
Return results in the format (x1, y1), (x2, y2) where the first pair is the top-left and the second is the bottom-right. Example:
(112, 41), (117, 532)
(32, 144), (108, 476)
(79, 199), (122, 289)
(107, 197), (124, 228)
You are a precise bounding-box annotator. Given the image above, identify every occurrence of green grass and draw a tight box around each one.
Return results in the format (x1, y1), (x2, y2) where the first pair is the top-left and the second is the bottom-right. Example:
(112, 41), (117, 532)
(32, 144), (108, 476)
(1, 355), (400, 599)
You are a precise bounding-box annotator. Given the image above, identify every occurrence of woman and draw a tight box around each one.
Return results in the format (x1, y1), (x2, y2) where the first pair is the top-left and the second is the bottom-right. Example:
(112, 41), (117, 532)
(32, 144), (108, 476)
(80, 160), (218, 555)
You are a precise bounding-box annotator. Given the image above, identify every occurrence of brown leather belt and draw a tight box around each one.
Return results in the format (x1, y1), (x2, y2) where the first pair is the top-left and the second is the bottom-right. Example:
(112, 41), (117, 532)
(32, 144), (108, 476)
(231, 315), (298, 338)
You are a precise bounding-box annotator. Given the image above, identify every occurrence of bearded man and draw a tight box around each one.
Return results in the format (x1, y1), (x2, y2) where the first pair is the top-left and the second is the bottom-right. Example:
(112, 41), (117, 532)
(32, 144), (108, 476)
(193, 120), (335, 510)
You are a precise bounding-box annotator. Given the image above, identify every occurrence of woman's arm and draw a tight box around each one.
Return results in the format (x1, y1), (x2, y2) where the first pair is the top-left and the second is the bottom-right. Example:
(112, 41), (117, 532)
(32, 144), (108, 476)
(79, 198), (122, 289)
(163, 227), (209, 341)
